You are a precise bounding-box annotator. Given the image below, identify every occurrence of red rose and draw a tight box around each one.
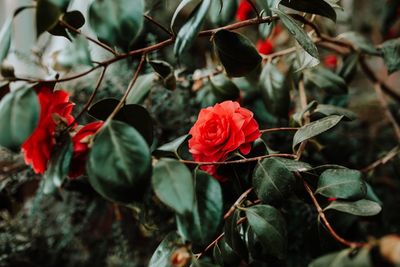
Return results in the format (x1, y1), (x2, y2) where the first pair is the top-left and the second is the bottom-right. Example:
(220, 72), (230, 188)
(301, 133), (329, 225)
(68, 121), (104, 178)
(22, 86), (75, 174)
(236, 0), (253, 21)
(188, 101), (260, 179)
(323, 54), (338, 70)
(257, 39), (274, 55)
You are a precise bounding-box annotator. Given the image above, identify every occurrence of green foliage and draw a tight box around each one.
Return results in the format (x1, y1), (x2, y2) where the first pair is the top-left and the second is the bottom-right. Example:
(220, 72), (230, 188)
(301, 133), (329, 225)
(381, 38), (400, 74)
(279, 0), (337, 22)
(316, 169), (367, 200)
(87, 120), (151, 204)
(148, 232), (185, 267)
(208, 0), (237, 26)
(88, 0), (144, 50)
(324, 199), (382, 216)
(305, 67), (348, 94)
(0, 16), (12, 64)
(0, 86), (39, 150)
(152, 159), (194, 215)
(213, 30), (262, 77)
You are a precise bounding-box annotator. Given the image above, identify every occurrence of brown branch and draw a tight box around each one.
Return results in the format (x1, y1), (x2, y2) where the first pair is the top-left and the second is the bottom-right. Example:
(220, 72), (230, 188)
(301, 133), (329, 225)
(106, 54), (147, 122)
(361, 146), (400, 173)
(302, 178), (367, 248)
(144, 14), (173, 36)
(296, 78), (309, 160)
(260, 127), (299, 134)
(373, 83), (400, 141)
(223, 187), (253, 219)
(179, 153), (296, 166)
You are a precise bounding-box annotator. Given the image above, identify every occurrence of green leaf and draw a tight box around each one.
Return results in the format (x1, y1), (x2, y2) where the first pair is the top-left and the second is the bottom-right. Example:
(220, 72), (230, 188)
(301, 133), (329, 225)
(224, 209), (248, 260)
(245, 205), (287, 259)
(176, 170), (223, 247)
(87, 120), (151, 204)
(213, 237), (241, 266)
(126, 73), (157, 105)
(253, 158), (296, 203)
(256, 0), (276, 38)
(36, 0), (64, 37)
(209, 73), (240, 101)
(213, 30), (262, 77)
(48, 10), (85, 40)
(293, 115), (344, 149)
(191, 259), (219, 267)
(324, 199), (382, 216)
(88, 99), (153, 145)
(316, 169), (367, 200)
(89, 0), (144, 50)
(294, 45), (320, 71)
(149, 60), (176, 90)
(337, 53), (359, 82)
(0, 86), (39, 151)
(174, 0), (211, 58)
(171, 0), (195, 31)
(152, 159), (194, 215)
(272, 8), (319, 59)
(259, 62), (290, 118)
(279, 0), (337, 22)
(305, 67), (348, 95)
(149, 232), (185, 267)
(0, 16), (12, 64)
(339, 32), (380, 56)
(309, 247), (373, 267)
(53, 35), (93, 71)
(381, 38), (400, 74)
(274, 158), (312, 172)
(43, 135), (73, 194)
(153, 135), (189, 159)
(312, 104), (357, 121)
(208, 0), (237, 26)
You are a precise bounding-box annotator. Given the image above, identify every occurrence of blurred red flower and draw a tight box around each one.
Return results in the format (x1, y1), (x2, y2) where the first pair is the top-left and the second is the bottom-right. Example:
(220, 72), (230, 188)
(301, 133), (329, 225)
(68, 121), (104, 178)
(22, 86), (75, 174)
(257, 38), (274, 55)
(236, 0), (253, 21)
(323, 54), (338, 70)
(188, 101), (260, 179)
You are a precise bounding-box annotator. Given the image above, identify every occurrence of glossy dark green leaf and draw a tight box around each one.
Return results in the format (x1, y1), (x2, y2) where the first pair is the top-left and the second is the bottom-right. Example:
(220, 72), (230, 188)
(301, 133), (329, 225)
(293, 115), (344, 149)
(89, 0), (144, 49)
(36, 0), (63, 37)
(259, 62), (290, 118)
(213, 30), (262, 77)
(256, 0), (276, 38)
(381, 38), (400, 74)
(43, 135), (73, 194)
(153, 135), (189, 159)
(294, 45), (320, 71)
(253, 158), (296, 203)
(149, 232), (185, 267)
(213, 237), (241, 266)
(209, 73), (240, 101)
(48, 10), (85, 40)
(170, 0), (195, 31)
(53, 35), (92, 70)
(208, 0), (237, 26)
(305, 67), (348, 95)
(174, 0), (211, 57)
(224, 209), (248, 260)
(316, 169), (367, 200)
(274, 158), (312, 172)
(126, 73), (157, 105)
(245, 205), (287, 259)
(88, 98), (153, 145)
(324, 199), (382, 216)
(309, 247), (373, 267)
(312, 104), (357, 121)
(279, 0), (337, 22)
(87, 120), (151, 204)
(272, 8), (319, 59)
(152, 159), (194, 215)
(0, 86), (39, 151)
(149, 60), (176, 90)
(0, 16), (12, 64)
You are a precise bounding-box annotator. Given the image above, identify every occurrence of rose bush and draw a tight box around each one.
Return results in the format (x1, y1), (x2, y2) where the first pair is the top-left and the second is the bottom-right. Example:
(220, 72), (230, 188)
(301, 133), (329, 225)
(188, 101), (260, 178)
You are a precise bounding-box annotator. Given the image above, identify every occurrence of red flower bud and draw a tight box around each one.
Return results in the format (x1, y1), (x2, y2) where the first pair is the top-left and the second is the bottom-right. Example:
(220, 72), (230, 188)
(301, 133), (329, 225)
(236, 0), (253, 21)
(323, 54), (338, 70)
(257, 39), (274, 55)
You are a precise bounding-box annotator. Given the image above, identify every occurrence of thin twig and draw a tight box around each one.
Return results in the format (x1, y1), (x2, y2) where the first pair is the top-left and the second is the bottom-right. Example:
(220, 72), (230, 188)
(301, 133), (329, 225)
(296, 78), (309, 160)
(144, 14), (173, 36)
(106, 54), (147, 122)
(179, 153), (296, 166)
(361, 146), (400, 173)
(223, 188), (253, 219)
(260, 127), (299, 134)
(302, 178), (367, 248)
(59, 20), (118, 55)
